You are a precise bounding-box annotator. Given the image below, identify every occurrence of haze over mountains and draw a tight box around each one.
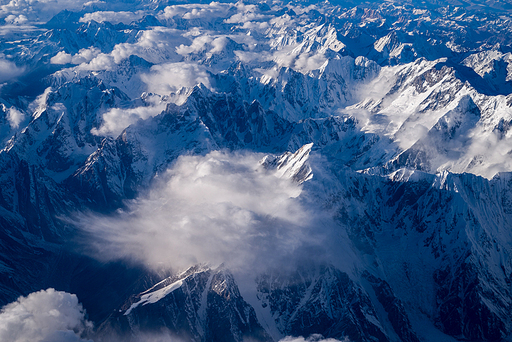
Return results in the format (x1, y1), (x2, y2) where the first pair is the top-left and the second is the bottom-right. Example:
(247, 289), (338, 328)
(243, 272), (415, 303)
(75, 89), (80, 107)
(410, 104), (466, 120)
(1, 0), (512, 341)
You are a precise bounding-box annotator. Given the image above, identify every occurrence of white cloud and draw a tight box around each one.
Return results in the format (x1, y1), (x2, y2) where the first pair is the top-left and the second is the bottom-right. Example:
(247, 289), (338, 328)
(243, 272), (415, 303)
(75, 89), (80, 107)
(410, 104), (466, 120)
(269, 13), (296, 28)
(234, 50), (272, 64)
(83, 0), (105, 6)
(0, 24), (42, 36)
(72, 28), (186, 70)
(79, 10), (146, 24)
(75, 151), (315, 272)
(77, 53), (115, 71)
(175, 34), (229, 56)
(241, 20), (269, 30)
(287, 4), (320, 15)
(279, 335), (349, 342)
(30, 87), (52, 117)
(0, 0), (90, 23)
(53, 49), (114, 71)
(210, 36), (229, 54)
(140, 62), (211, 94)
(460, 129), (512, 179)
(267, 46), (329, 74)
(224, 3), (268, 24)
(124, 27), (186, 64)
(91, 102), (167, 137)
(0, 58), (24, 83)
(50, 47), (101, 65)
(0, 288), (92, 342)
(293, 51), (328, 73)
(176, 35), (213, 56)
(4, 14), (28, 24)
(7, 107), (25, 129)
(50, 51), (73, 65)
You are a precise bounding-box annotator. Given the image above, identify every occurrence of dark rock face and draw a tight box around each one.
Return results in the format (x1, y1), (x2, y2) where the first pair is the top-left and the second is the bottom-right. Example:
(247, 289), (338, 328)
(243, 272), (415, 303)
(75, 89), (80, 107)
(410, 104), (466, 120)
(434, 262), (509, 341)
(256, 265), (390, 342)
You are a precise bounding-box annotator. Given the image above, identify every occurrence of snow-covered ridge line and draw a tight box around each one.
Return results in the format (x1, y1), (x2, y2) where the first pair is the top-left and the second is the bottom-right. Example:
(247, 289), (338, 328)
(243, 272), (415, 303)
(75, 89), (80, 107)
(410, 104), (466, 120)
(2, 1), (512, 342)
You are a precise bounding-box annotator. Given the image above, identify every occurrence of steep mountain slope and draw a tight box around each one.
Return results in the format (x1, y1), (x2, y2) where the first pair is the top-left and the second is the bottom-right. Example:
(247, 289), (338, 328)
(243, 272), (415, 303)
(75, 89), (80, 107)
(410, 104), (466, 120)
(2, 1), (512, 342)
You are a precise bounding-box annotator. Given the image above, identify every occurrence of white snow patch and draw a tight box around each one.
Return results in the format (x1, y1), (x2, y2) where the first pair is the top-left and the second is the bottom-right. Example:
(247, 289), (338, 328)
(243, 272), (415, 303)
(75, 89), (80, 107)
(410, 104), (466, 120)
(125, 279), (185, 315)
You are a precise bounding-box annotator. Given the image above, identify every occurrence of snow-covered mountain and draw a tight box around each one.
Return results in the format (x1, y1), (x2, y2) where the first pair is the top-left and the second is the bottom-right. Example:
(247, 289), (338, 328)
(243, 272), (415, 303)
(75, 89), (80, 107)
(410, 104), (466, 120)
(2, 1), (512, 341)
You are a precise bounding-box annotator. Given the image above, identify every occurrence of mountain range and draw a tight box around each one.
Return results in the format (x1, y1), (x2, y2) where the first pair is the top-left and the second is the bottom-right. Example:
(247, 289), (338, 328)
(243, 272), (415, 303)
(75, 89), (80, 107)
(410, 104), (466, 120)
(1, 0), (512, 341)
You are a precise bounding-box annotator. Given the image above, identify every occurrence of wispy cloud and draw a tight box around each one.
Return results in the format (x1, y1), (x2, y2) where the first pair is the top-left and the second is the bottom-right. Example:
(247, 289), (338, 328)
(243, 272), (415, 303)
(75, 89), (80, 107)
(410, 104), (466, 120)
(0, 0), (90, 23)
(4, 14), (28, 24)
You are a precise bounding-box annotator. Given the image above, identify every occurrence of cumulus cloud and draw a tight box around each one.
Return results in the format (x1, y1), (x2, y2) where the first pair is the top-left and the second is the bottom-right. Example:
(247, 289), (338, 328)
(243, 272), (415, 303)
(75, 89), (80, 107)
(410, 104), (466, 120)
(159, 2), (232, 21)
(293, 51), (328, 73)
(234, 50), (271, 64)
(7, 107), (25, 129)
(51, 48), (101, 65)
(235, 43), (329, 75)
(77, 53), (116, 71)
(73, 28), (186, 70)
(0, 288), (92, 342)
(51, 52), (75, 65)
(279, 335), (349, 342)
(224, 3), (269, 24)
(140, 62), (211, 94)
(176, 35), (213, 56)
(241, 20), (269, 30)
(79, 10), (146, 24)
(175, 35), (230, 56)
(74, 150), (319, 273)
(4, 14), (28, 24)
(0, 58), (24, 83)
(91, 102), (167, 137)
(83, 0), (105, 6)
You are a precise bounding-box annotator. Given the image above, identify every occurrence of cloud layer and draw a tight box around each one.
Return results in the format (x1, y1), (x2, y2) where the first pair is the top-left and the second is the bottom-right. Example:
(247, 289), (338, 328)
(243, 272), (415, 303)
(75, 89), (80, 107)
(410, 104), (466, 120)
(91, 102), (167, 137)
(0, 288), (92, 342)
